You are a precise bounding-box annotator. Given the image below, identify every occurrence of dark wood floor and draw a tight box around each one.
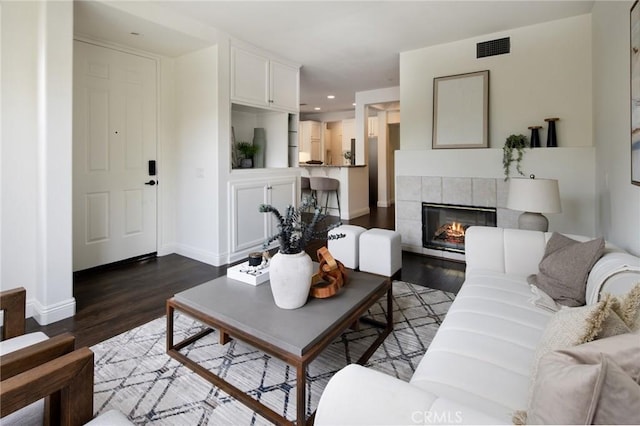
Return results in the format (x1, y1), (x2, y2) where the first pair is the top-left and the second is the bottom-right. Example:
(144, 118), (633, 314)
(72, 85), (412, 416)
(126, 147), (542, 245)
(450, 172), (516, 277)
(26, 207), (465, 348)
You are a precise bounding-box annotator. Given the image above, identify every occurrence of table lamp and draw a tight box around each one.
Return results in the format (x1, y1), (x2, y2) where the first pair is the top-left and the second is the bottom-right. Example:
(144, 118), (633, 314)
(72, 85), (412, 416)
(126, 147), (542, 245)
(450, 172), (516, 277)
(507, 175), (561, 232)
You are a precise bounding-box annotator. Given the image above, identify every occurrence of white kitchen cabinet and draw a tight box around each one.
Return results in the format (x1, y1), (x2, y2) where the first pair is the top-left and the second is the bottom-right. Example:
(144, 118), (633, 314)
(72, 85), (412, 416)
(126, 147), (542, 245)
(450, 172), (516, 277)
(342, 119), (356, 151)
(299, 121), (322, 161)
(231, 46), (299, 112)
(229, 174), (298, 258)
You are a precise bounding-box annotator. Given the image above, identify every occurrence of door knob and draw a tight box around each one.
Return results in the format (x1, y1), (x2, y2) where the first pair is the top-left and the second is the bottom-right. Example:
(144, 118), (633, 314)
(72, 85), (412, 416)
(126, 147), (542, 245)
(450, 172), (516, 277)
(144, 180), (157, 186)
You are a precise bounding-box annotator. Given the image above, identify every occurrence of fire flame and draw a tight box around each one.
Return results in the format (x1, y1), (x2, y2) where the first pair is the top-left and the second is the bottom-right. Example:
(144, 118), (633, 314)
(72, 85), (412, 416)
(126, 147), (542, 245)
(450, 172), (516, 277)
(450, 222), (465, 237)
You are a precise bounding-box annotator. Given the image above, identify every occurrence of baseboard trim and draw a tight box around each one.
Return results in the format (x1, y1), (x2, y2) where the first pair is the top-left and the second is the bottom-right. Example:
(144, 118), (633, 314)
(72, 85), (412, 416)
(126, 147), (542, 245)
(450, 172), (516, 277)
(157, 243), (177, 257)
(345, 207), (370, 220)
(175, 244), (226, 267)
(31, 297), (76, 326)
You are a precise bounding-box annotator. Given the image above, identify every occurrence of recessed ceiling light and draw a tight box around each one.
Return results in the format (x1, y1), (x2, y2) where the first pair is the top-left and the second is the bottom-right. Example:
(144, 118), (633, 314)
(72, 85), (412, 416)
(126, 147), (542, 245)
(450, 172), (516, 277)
(352, 103), (356, 106)
(314, 107), (321, 111)
(327, 95), (335, 99)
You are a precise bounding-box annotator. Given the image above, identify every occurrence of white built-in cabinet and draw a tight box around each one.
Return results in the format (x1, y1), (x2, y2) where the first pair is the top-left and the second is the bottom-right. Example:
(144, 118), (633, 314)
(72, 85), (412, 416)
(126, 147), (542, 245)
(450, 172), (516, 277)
(229, 174), (298, 258)
(230, 44), (300, 170)
(230, 46), (299, 112)
(227, 42), (301, 261)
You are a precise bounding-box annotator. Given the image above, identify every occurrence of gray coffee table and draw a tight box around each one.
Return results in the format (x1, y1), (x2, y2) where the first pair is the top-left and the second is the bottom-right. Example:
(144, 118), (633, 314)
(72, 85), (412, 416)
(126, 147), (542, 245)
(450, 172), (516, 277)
(166, 270), (393, 425)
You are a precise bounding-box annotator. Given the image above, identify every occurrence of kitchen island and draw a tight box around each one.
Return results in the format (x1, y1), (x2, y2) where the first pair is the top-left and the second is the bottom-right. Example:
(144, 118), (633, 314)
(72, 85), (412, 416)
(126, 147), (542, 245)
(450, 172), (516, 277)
(299, 164), (369, 220)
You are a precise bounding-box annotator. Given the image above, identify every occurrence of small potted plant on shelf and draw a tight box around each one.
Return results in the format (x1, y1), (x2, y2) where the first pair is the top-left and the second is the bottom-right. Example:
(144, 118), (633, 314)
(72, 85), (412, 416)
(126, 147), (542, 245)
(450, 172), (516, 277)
(343, 151), (352, 165)
(235, 142), (260, 168)
(259, 198), (344, 309)
(503, 134), (529, 180)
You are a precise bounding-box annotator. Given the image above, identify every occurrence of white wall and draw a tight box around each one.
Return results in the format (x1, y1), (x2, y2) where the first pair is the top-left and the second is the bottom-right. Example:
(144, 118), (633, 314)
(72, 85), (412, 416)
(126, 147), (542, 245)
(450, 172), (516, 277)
(301, 110), (355, 122)
(174, 46), (221, 264)
(592, 1), (640, 256)
(1, 1), (39, 310)
(397, 14), (600, 240)
(401, 14), (592, 150)
(1, 0), (75, 324)
(157, 57), (178, 256)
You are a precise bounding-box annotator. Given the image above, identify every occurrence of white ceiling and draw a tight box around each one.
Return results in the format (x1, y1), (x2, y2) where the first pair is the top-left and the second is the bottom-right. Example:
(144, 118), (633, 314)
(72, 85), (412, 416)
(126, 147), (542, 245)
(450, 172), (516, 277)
(74, 0), (595, 114)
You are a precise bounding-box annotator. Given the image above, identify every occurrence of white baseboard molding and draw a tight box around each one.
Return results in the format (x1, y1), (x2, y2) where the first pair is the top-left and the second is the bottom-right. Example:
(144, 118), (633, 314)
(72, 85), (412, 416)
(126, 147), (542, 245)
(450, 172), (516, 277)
(31, 297), (76, 326)
(227, 242), (279, 265)
(377, 200), (395, 208)
(157, 243), (177, 257)
(175, 243), (227, 267)
(344, 207), (370, 220)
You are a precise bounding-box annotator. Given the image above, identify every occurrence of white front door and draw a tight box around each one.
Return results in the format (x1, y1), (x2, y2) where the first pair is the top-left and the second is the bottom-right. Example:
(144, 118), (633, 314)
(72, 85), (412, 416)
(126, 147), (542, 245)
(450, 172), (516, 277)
(73, 41), (157, 271)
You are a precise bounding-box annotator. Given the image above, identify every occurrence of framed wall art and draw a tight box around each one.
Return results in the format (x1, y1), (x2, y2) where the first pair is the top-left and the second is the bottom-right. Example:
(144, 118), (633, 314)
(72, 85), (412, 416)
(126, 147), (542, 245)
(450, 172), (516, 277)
(631, 0), (640, 185)
(432, 70), (489, 149)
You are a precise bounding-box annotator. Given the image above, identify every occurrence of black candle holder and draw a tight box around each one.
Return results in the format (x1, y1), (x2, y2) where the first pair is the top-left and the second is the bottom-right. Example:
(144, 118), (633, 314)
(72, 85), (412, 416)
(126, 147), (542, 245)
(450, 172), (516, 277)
(544, 118), (559, 147)
(528, 126), (542, 148)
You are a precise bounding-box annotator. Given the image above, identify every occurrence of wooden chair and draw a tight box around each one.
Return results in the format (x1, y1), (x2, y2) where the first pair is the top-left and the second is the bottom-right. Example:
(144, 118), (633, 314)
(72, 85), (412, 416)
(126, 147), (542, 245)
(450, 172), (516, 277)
(0, 287), (94, 425)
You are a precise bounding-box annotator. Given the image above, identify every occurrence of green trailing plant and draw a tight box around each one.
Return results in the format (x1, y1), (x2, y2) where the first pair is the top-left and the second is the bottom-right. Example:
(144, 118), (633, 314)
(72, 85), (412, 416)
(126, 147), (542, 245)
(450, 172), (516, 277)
(259, 197), (344, 254)
(235, 141), (260, 159)
(503, 134), (529, 180)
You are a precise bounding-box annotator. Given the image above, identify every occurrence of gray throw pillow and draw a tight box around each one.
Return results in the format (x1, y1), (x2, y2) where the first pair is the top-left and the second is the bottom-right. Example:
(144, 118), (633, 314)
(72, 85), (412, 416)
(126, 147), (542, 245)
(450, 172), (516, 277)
(528, 233), (604, 307)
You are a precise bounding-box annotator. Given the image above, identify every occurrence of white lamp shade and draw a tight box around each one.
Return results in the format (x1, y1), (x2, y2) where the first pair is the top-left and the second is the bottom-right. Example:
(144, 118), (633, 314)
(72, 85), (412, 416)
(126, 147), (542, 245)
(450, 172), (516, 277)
(507, 177), (561, 214)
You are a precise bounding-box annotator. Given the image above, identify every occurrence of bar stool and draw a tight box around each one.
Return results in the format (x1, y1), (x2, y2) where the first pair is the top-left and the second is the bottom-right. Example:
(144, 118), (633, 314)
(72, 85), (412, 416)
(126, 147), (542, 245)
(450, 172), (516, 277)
(310, 177), (341, 217)
(300, 176), (316, 209)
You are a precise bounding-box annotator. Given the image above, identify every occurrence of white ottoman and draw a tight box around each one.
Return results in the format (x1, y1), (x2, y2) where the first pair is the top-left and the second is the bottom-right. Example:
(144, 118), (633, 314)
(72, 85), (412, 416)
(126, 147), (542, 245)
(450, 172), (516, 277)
(328, 225), (366, 269)
(358, 228), (402, 276)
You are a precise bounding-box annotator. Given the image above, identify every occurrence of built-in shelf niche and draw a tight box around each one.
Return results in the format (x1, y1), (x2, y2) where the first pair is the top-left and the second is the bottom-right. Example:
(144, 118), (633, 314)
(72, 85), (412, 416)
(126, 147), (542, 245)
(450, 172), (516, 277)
(231, 103), (295, 170)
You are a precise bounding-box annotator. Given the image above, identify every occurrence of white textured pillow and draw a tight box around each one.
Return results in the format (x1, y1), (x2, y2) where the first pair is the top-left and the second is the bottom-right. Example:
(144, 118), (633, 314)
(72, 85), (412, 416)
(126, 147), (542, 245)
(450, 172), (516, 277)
(613, 282), (640, 331)
(535, 295), (613, 357)
(527, 296), (615, 408)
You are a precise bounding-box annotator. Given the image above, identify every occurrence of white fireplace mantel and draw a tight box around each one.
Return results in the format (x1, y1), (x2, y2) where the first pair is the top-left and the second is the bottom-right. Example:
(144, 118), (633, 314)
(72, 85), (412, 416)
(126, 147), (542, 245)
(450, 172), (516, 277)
(395, 147), (596, 260)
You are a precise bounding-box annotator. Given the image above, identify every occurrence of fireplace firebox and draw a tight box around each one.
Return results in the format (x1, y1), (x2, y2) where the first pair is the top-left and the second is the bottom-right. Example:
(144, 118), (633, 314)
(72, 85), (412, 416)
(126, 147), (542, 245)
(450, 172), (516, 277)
(422, 203), (496, 253)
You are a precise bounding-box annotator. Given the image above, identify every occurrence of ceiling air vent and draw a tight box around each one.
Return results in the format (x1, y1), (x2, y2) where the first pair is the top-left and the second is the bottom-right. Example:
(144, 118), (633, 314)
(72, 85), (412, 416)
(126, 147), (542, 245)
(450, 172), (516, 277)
(477, 37), (510, 59)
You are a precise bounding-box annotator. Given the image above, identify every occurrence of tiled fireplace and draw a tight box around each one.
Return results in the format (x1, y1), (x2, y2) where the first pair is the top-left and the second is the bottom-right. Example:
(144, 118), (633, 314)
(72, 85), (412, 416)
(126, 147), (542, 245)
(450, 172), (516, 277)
(396, 176), (519, 261)
(422, 203), (497, 253)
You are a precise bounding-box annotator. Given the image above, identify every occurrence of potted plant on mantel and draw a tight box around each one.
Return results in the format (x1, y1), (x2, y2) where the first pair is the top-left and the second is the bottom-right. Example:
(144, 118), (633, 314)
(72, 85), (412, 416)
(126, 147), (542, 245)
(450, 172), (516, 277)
(502, 134), (529, 180)
(235, 141), (260, 168)
(259, 198), (344, 309)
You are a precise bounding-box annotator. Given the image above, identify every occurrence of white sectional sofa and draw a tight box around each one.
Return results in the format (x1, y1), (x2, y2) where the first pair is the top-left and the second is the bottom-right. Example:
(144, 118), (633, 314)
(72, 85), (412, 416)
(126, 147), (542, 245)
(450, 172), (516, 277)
(315, 226), (640, 425)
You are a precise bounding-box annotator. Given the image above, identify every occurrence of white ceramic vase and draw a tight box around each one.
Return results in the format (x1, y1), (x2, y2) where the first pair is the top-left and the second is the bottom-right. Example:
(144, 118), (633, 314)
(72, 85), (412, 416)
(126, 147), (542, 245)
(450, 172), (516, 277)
(268, 251), (313, 309)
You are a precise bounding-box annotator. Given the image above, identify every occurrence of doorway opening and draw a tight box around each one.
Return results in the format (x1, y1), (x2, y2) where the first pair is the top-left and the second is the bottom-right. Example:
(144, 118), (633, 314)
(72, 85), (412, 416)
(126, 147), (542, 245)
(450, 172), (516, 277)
(365, 102), (400, 209)
(73, 41), (159, 272)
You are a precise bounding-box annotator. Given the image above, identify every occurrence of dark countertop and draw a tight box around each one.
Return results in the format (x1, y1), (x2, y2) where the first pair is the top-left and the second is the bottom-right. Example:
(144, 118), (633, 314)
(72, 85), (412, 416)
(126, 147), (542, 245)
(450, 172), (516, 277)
(298, 164), (366, 168)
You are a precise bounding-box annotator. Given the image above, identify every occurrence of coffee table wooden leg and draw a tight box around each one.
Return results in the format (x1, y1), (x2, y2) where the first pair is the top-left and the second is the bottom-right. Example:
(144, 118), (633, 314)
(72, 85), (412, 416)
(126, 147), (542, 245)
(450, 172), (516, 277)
(297, 363), (306, 425)
(386, 283), (393, 332)
(219, 330), (231, 345)
(166, 303), (175, 350)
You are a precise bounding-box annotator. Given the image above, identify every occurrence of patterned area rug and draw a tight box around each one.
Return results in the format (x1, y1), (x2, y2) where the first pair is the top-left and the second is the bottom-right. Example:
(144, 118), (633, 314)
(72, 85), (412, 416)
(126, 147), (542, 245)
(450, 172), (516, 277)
(91, 281), (454, 425)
